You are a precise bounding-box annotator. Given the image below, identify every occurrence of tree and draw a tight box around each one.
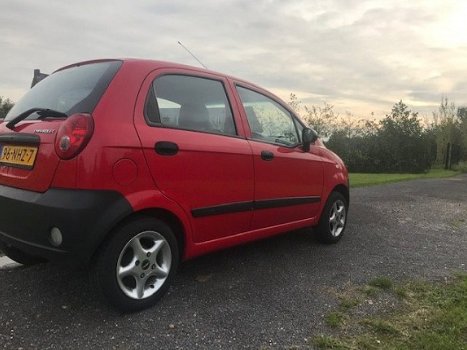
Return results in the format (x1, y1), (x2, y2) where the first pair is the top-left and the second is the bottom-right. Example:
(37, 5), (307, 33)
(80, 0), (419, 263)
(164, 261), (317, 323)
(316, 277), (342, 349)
(326, 101), (433, 173)
(0, 96), (14, 119)
(302, 102), (339, 140)
(326, 115), (380, 172)
(457, 107), (467, 161)
(287, 94), (338, 139)
(289, 94), (437, 173)
(376, 100), (431, 172)
(288, 93), (301, 114)
(457, 107), (467, 124)
(432, 97), (463, 167)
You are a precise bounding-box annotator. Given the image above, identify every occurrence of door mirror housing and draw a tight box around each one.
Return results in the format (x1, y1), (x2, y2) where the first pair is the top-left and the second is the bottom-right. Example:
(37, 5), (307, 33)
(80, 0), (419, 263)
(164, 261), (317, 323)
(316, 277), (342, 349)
(302, 128), (318, 152)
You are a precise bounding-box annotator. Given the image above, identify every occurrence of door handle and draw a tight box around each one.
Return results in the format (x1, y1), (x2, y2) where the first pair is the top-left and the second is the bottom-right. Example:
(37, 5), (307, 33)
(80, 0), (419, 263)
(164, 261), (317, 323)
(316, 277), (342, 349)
(261, 150), (274, 161)
(155, 141), (179, 156)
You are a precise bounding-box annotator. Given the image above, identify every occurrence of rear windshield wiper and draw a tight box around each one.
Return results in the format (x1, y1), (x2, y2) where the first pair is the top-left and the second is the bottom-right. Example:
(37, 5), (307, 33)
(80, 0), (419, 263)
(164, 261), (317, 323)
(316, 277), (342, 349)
(6, 108), (68, 130)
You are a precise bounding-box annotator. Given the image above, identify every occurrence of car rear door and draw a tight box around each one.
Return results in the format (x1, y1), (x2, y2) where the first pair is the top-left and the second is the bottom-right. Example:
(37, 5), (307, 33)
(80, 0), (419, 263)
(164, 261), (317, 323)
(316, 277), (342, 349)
(134, 69), (254, 243)
(234, 85), (324, 230)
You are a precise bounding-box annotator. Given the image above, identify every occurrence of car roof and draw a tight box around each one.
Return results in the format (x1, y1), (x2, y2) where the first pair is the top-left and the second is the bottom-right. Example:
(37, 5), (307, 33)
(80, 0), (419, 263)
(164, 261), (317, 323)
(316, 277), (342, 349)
(58, 58), (265, 90)
(55, 58), (290, 111)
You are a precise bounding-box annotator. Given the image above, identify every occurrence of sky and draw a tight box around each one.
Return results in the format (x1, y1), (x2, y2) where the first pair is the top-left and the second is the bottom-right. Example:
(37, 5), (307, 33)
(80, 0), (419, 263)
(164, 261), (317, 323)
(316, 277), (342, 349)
(1, 0), (467, 119)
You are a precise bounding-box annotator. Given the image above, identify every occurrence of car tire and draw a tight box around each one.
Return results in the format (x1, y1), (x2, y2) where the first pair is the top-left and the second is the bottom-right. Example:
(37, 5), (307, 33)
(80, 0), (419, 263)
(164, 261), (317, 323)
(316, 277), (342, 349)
(91, 216), (179, 312)
(0, 244), (47, 266)
(315, 191), (348, 244)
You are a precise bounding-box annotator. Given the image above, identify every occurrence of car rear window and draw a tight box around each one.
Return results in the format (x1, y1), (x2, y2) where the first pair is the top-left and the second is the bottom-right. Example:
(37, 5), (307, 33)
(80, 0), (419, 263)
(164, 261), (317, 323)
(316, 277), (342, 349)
(5, 61), (122, 121)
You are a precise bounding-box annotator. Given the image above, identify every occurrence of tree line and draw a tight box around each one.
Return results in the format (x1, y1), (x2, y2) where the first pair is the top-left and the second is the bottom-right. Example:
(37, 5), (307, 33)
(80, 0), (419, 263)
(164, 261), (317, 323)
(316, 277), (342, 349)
(289, 94), (467, 173)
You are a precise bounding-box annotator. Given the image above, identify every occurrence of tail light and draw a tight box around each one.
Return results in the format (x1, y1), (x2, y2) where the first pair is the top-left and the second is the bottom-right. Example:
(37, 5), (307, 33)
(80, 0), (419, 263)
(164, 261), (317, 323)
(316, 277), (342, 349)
(55, 113), (94, 160)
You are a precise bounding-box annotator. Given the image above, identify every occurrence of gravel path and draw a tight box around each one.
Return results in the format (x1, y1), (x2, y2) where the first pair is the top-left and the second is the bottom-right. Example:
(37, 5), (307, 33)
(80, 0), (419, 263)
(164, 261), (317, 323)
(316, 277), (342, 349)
(1, 175), (466, 349)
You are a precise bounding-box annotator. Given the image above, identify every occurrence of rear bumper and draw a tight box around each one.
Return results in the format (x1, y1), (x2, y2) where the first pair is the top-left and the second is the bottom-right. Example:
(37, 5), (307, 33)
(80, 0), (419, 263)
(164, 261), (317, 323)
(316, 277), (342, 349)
(0, 185), (132, 264)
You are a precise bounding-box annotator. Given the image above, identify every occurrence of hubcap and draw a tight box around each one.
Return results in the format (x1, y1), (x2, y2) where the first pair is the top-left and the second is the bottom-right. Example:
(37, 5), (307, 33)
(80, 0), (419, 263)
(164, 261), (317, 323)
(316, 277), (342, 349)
(116, 230), (171, 300)
(328, 199), (346, 237)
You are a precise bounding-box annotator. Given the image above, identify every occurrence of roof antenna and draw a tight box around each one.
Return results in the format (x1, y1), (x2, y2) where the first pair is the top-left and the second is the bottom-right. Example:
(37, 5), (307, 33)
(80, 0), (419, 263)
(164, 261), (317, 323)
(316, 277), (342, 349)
(177, 41), (208, 69)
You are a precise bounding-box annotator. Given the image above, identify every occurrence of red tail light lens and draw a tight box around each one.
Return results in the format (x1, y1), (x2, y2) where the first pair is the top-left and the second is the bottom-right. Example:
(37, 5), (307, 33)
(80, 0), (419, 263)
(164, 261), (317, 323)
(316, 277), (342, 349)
(55, 113), (94, 160)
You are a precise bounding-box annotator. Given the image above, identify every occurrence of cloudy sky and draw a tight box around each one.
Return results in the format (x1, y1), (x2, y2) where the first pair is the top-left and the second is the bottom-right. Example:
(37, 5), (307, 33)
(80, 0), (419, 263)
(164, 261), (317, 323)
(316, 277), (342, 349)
(1, 0), (467, 119)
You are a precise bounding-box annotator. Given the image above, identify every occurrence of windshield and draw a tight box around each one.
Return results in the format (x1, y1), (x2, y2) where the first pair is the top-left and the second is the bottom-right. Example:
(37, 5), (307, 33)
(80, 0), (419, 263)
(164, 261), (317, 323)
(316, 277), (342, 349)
(5, 60), (122, 121)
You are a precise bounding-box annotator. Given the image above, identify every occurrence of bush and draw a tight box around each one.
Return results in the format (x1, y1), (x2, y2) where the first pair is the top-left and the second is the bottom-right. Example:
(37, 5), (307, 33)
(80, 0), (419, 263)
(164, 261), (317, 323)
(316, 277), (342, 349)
(326, 101), (434, 173)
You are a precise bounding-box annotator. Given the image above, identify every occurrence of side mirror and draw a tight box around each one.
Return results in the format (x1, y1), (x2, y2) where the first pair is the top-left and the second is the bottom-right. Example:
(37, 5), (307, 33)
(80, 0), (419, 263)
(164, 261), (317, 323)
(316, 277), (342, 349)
(302, 128), (318, 152)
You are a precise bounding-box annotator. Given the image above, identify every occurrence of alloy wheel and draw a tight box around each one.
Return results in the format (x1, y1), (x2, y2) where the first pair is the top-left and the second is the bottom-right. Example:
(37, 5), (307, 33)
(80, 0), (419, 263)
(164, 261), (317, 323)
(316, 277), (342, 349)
(328, 199), (346, 237)
(116, 230), (172, 300)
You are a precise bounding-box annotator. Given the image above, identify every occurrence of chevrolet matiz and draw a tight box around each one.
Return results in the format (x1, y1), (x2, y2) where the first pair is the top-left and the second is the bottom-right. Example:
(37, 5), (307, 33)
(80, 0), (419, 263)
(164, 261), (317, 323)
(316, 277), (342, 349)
(0, 59), (349, 312)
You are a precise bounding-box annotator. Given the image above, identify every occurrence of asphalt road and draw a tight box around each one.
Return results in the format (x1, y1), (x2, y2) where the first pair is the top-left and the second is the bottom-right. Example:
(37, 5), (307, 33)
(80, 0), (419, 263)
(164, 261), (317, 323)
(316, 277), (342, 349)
(1, 175), (466, 349)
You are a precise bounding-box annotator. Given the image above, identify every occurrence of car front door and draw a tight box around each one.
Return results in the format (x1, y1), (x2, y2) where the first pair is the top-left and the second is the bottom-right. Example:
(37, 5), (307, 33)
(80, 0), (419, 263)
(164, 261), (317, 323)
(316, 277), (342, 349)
(235, 85), (324, 230)
(134, 71), (254, 243)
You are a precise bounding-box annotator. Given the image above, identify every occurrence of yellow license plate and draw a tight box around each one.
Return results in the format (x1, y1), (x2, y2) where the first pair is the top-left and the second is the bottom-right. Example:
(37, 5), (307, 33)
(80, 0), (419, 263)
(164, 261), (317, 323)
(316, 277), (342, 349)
(0, 145), (38, 168)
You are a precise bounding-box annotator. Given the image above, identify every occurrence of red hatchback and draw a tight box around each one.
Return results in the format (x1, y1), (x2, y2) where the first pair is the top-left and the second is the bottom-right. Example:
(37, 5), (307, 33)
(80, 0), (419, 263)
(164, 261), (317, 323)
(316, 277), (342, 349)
(0, 59), (349, 311)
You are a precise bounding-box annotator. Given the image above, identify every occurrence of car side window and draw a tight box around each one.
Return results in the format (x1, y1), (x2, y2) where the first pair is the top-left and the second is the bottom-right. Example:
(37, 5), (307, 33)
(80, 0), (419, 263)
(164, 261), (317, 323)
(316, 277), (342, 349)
(236, 86), (300, 146)
(145, 75), (236, 135)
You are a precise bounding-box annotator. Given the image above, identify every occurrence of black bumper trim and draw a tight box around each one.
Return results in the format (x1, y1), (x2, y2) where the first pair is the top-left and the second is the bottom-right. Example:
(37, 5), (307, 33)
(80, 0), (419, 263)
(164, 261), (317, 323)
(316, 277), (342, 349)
(0, 185), (132, 264)
(0, 230), (67, 254)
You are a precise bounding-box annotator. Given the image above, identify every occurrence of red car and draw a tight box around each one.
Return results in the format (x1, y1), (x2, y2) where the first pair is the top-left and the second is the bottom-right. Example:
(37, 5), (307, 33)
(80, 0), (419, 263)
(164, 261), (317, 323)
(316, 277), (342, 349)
(0, 59), (349, 311)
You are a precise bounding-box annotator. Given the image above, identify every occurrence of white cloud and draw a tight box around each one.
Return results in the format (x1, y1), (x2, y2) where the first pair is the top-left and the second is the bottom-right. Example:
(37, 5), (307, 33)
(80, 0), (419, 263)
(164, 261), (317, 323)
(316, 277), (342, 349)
(1, 0), (467, 118)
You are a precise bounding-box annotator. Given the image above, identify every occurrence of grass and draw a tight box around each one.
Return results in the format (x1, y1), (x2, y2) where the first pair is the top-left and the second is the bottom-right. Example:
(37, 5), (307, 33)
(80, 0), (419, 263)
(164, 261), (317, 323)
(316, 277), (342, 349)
(338, 296), (360, 311)
(314, 273), (467, 350)
(313, 335), (348, 350)
(360, 319), (400, 336)
(368, 276), (393, 290)
(350, 168), (460, 187)
(450, 218), (466, 230)
(325, 311), (347, 328)
(360, 285), (378, 297)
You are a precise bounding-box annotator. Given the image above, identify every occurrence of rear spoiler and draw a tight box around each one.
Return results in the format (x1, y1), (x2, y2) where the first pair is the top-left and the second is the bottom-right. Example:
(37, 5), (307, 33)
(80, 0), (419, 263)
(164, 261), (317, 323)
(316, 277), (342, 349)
(31, 69), (49, 88)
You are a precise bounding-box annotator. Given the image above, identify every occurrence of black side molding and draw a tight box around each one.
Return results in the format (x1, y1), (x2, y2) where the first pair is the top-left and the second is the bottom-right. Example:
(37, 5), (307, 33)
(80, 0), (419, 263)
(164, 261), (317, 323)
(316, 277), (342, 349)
(192, 196), (320, 218)
(192, 201), (252, 218)
(254, 196), (320, 209)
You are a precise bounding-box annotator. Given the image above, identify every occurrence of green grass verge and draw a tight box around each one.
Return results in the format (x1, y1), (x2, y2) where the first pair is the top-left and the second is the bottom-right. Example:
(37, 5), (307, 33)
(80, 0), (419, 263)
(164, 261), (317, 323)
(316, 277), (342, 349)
(314, 273), (467, 350)
(350, 169), (460, 188)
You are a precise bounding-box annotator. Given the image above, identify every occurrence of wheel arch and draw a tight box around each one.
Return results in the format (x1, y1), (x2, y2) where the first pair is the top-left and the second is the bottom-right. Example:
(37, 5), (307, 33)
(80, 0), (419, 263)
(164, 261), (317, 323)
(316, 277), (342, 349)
(316, 182), (349, 226)
(331, 184), (349, 207)
(91, 207), (187, 265)
(134, 208), (186, 260)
